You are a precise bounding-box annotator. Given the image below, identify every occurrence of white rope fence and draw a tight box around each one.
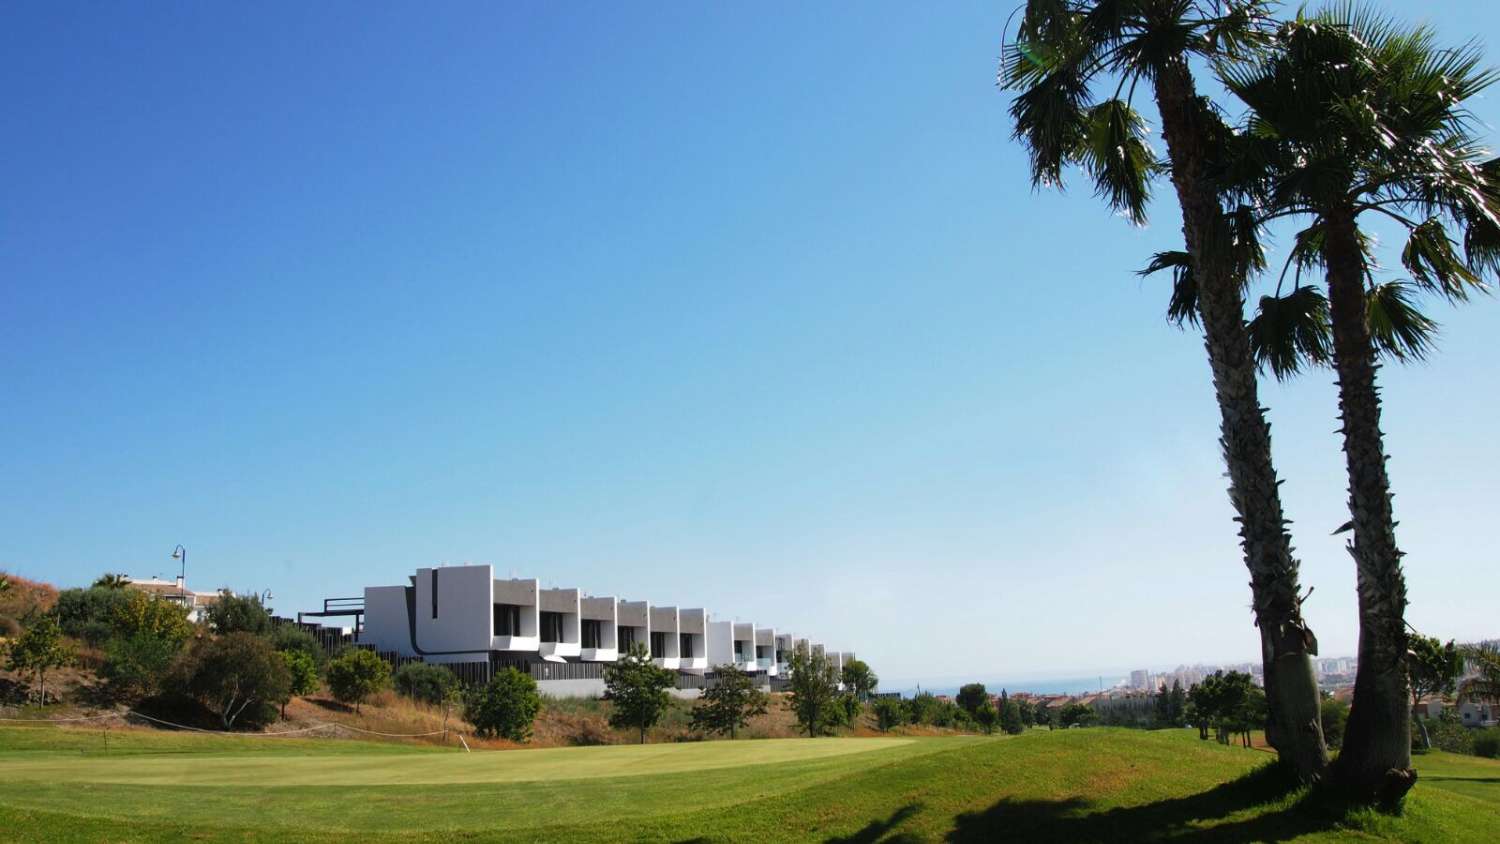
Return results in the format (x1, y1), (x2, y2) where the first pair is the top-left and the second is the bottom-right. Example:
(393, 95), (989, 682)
(0, 710), (470, 749)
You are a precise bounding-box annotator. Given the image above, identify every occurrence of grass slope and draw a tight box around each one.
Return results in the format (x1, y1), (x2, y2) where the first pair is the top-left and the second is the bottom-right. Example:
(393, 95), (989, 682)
(2, 726), (1497, 842)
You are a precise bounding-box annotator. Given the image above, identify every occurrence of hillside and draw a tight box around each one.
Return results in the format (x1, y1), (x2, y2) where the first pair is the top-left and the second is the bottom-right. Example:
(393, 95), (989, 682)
(2, 726), (1497, 841)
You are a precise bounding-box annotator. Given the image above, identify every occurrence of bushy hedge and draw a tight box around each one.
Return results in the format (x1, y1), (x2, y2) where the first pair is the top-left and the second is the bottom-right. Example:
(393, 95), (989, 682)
(393, 662), (458, 706)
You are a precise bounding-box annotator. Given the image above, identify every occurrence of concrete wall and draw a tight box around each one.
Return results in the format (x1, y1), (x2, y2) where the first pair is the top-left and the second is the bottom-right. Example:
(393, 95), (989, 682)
(733, 622), (756, 671)
(707, 620), (734, 669)
(361, 585), (414, 657)
(412, 565), (494, 657)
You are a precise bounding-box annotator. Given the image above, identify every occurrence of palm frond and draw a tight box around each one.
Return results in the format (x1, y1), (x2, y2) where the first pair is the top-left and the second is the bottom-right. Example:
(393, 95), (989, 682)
(1138, 249), (1198, 327)
(1248, 286), (1332, 380)
(1366, 281), (1439, 362)
(1079, 99), (1158, 223)
(1402, 218), (1483, 302)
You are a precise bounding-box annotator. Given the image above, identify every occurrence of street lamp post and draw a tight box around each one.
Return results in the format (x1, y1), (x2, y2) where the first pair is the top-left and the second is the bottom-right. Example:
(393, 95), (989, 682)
(171, 545), (186, 596)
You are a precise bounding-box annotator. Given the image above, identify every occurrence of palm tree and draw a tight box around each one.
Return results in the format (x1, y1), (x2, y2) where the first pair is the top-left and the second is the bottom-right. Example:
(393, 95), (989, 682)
(1460, 643), (1500, 704)
(1002, 0), (1328, 780)
(1223, 9), (1500, 802)
(92, 573), (131, 589)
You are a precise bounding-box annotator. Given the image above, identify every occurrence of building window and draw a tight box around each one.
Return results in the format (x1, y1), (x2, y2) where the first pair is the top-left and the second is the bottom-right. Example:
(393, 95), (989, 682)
(734, 640), (745, 659)
(494, 603), (521, 636)
(431, 570), (438, 619)
(618, 625), (636, 650)
(582, 620), (602, 649)
(541, 611), (564, 643)
(756, 645), (769, 659)
(651, 631), (667, 658)
(680, 633), (694, 658)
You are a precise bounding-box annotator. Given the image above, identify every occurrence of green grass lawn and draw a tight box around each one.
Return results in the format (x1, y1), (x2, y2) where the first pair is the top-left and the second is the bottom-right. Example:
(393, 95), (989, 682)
(2, 725), (1497, 842)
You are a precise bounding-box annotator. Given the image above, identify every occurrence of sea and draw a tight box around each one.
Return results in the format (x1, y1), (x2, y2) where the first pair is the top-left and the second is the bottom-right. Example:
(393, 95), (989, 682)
(889, 675), (1128, 698)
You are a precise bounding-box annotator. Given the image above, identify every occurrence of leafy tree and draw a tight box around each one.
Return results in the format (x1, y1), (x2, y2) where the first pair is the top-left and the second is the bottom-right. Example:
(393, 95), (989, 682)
(6, 612), (74, 704)
(604, 642), (675, 744)
(280, 650), (320, 718)
(1169, 680), (1187, 725)
(91, 573), (130, 589)
(326, 648), (390, 713)
(1002, 0), (1328, 781)
(1223, 9), (1500, 801)
(1017, 698), (1036, 727)
(1155, 683), (1172, 726)
(974, 701), (999, 734)
(177, 632), (291, 729)
(956, 683), (989, 718)
(1033, 702), (1052, 730)
(103, 631), (181, 699)
(691, 664), (768, 739)
(1058, 702), (1095, 729)
(904, 692), (940, 726)
(465, 667), (541, 741)
(205, 592), (273, 636)
(1407, 635), (1463, 749)
(53, 587), (132, 646)
(871, 697), (905, 732)
(840, 659), (878, 701)
(785, 643), (842, 738)
(271, 625), (327, 670)
(1321, 697), (1350, 751)
(1000, 698), (1025, 735)
(112, 591), (193, 646)
(393, 662), (459, 707)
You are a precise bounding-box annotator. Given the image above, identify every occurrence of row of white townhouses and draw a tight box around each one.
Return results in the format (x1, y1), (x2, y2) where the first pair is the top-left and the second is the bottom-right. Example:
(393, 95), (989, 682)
(359, 563), (856, 698)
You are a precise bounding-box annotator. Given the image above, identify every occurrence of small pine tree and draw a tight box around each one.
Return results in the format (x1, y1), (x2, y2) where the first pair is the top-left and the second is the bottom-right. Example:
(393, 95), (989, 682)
(280, 650), (320, 717)
(786, 644), (841, 737)
(465, 668), (541, 741)
(326, 648), (390, 713)
(871, 697), (904, 732)
(6, 612), (74, 705)
(1000, 698), (1024, 735)
(956, 683), (989, 718)
(691, 663), (768, 739)
(975, 701), (999, 734)
(604, 642), (676, 743)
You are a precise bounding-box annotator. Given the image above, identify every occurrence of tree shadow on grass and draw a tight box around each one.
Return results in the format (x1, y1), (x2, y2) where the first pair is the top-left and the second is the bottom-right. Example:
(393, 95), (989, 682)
(825, 802), (925, 843)
(946, 762), (1357, 843)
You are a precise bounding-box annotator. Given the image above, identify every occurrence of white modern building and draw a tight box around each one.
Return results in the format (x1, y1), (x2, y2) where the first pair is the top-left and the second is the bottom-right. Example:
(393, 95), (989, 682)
(356, 563), (861, 698)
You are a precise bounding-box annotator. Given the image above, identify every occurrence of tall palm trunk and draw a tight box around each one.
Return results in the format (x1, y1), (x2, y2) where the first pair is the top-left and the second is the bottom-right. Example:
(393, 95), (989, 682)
(1322, 212), (1416, 803)
(1152, 58), (1328, 782)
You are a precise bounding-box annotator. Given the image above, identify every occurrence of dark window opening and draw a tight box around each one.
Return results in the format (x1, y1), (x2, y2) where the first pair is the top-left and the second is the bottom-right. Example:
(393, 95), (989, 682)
(541, 611), (564, 643)
(651, 631), (667, 658)
(582, 620), (602, 649)
(494, 603), (521, 636)
(756, 645), (769, 659)
(431, 570), (439, 619)
(734, 640), (746, 659)
(680, 633), (694, 658)
(618, 625), (636, 650)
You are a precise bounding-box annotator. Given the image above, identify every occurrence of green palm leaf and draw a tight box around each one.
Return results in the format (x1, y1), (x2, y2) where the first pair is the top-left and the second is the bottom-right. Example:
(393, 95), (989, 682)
(1247, 287), (1332, 380)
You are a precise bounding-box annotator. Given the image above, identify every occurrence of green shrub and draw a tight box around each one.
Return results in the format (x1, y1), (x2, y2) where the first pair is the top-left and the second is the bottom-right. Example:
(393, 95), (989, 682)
(53, 587), (131, 646)
(204, 592), (273, 636)
(270, 626), (326, 669)
(326, 649), (390, 713)
(1473, 728), (1500, 759)
(103, 631), (182, 700)
(1320, 698), (1349, 750)
(872, 697), (905, 731)
(1426, 713), (1474, 755)
(393, 662), (458, 706)
(173, 632), (291, 730)
(466, 668), (541, 741)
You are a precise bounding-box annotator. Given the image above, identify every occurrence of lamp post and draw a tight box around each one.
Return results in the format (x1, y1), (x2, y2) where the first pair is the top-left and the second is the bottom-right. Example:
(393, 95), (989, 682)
(261, 589), (274, 615)
(170, 545), (186, 596)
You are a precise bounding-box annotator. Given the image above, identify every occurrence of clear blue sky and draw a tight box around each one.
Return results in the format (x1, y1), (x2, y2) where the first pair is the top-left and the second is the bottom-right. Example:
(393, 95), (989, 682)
(2, 2), (1495, 688)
